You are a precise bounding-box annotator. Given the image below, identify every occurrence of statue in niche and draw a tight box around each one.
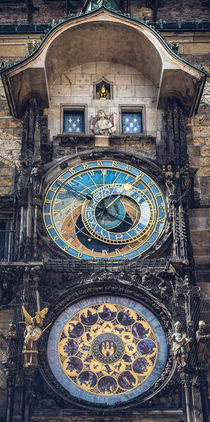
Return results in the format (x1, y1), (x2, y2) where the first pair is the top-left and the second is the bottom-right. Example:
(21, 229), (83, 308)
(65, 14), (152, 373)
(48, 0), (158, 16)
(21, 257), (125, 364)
(90, 110), (117, 135)
(96, 80), (111, 99)
(22, 306), (48, 367)
(171, 321), (191, 368)
(196, 321), (210, 365)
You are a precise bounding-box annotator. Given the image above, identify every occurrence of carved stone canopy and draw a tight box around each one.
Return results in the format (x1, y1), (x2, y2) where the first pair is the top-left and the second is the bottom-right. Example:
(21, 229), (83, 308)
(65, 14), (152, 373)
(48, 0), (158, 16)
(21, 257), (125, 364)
(1, 8), (206, 117)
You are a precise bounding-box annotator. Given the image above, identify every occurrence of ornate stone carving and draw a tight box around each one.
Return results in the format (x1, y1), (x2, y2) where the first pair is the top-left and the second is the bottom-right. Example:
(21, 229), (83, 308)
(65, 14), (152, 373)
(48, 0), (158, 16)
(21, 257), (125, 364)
(0, 323), (17, 367)
(90, 110), (117, 135)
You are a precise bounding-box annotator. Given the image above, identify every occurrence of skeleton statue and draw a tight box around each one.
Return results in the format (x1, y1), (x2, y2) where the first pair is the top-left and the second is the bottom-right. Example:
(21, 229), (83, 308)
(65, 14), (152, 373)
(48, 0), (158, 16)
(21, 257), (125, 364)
(90, 110), (117, 135)
(22, 306), (48, 367)
(162, 163), (178, 195)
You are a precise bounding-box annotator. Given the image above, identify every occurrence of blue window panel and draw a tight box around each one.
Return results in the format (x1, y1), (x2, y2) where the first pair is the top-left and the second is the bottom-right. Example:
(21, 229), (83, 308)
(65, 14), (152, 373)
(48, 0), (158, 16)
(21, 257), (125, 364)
(64, 111), (84, 133)
(122, 112), (142, 134)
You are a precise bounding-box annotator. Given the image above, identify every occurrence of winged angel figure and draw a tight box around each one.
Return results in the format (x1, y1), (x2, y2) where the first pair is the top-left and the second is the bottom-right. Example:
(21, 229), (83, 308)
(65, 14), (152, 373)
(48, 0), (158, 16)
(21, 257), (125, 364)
(22, 306), (48, 367)
(90, 110), (117, 135)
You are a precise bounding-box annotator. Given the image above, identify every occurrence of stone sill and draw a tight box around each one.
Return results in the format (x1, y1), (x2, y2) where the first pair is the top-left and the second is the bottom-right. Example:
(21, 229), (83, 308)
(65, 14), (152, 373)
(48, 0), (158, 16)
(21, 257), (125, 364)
(32, 409), (184, 418)
(54, 134), (155, 145)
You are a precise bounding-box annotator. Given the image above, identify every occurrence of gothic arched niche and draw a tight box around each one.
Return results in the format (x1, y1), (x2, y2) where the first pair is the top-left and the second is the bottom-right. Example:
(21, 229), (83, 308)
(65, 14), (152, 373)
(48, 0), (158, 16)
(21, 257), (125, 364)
(95, 78), (112, 99)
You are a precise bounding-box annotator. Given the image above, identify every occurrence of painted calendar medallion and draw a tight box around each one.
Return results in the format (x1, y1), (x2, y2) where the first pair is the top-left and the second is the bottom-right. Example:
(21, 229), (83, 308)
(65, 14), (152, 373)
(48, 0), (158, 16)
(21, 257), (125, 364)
(47, 296), (168, 405)
(43, 160), (166, 261)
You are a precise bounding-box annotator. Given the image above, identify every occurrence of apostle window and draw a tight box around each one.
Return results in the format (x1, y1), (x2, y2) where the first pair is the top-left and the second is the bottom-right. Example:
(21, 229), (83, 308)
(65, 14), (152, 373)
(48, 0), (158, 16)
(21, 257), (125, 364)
(121, 111), (143, 134)
(63, 109), (85, 133)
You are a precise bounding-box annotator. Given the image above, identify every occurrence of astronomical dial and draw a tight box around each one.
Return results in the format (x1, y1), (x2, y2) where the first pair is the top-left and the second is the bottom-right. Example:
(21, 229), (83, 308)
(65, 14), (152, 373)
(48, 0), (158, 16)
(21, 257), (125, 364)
(47, 296), (168, 405)
(43, 160), (166, 260)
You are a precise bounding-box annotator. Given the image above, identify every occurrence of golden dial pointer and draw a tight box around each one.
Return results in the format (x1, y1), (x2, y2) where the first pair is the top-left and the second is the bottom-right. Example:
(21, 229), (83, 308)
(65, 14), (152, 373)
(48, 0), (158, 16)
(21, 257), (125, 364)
(106, 184), (133, 210)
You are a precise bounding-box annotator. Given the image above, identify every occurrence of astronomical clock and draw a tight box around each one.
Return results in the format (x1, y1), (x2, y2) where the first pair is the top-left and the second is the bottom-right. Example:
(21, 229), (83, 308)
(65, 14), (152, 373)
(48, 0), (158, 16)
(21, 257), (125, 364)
(0, 1), (207, 420)
(39, 153), (172, 409)
(43, 160), (166, 261)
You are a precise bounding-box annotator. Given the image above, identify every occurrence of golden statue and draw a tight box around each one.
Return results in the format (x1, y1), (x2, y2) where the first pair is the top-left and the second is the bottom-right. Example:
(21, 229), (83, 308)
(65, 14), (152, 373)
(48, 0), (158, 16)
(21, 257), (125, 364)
(22, 306), (48, 367)
(100, 84), (107, 98)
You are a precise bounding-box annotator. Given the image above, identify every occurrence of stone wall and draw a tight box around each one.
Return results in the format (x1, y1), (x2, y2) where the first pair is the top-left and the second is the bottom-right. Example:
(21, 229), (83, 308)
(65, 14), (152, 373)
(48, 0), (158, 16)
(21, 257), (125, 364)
(0, 80), (21, 195)
(48, 61), (161, 140)
(0, 0), (210, 25)
(0, 34), (40, 195)
(0, 309), (14, 409)
(156, 0), (210, 22)
(0, 0), (83, 25)
(128, 0), (210, 22)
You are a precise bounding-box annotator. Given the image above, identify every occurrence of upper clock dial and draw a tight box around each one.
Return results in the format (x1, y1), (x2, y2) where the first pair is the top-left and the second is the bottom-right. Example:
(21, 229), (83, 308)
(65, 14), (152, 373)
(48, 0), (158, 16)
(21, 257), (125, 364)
(43, 160), (166, 260)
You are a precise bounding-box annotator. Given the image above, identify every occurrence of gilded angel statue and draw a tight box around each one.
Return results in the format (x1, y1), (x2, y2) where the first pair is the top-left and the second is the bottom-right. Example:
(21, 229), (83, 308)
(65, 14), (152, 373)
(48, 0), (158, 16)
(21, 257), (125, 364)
(22, 306), (48, 367)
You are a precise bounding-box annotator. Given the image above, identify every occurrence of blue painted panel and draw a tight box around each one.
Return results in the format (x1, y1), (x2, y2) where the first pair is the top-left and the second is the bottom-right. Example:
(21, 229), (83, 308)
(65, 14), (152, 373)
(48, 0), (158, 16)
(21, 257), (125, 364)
(64, 111), (84, 133)
(122, 112), (142, 134)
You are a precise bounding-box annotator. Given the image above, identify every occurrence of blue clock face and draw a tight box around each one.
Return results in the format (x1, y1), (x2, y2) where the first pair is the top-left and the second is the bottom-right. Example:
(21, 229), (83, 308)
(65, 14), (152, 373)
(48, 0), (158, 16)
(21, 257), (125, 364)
(43, 160), (166, 260)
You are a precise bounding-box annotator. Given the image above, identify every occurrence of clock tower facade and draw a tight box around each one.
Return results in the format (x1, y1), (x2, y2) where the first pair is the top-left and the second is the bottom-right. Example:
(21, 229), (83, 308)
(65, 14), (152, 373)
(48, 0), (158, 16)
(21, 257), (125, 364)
(0, 2), (209, 422)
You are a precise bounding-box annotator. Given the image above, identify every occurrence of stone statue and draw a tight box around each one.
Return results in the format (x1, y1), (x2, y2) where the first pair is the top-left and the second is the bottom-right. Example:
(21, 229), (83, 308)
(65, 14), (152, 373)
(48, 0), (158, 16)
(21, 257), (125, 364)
(22, 306), (48, 367)
(162, 163), (178, 195)
(180, 161), (194, 206)
(0, 322), (17, 366)
(90, 110), (117, 135)
(16, 161), (28, 193)
(31, 159), (42, 198)
(196, 321), (210, 365)
(171, 321), (191, 368)
(180, 162), (192, 192)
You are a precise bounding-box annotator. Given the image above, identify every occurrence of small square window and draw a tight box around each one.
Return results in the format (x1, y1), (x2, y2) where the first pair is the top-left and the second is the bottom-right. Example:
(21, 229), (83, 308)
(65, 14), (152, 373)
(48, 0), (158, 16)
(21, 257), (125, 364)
(122, 111), (142, 134)
(63, 110), (85, 133)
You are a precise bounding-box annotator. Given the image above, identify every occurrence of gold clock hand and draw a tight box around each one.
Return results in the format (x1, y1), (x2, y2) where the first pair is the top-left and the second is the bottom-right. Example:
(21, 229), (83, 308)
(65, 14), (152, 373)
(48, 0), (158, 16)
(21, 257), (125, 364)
(105, 194), (122, 210)
(105, 183), (133, 210)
